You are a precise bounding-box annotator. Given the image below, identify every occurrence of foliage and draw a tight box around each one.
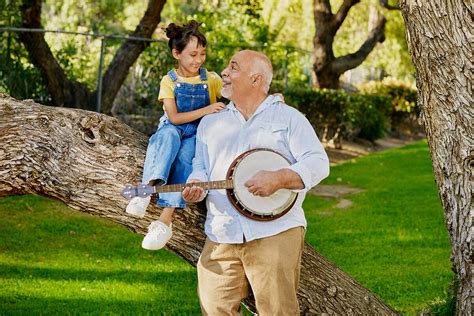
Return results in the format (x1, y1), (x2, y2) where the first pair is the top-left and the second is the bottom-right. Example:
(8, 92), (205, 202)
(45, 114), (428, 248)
(41, 0), (148, 91)
(425, 277), (457, 316)
(1, 0), (415, 134)
(280, 86), (391, 141)
(347, 93), (390, 141)
(0, 0), (49, 102)
(332, 0), (415, 82)
(358, 78), (417, 113)
(358, 78), (420, 134)
(0, 141), (453, 315)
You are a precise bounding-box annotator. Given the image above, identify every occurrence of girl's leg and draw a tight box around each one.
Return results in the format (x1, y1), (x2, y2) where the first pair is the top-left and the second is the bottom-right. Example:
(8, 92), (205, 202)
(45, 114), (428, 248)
(142, 124), (182, 185)
(127, 124), (182, 217)
(157, 134), (196, 209)
(142, 134), (195, 251)
(142, 207), (174, 251)
(159, 207), (175, 226)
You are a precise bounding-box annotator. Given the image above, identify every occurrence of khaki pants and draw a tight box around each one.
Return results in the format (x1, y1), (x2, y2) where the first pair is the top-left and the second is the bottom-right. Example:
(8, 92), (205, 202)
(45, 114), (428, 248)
(197, 227), (305, 316)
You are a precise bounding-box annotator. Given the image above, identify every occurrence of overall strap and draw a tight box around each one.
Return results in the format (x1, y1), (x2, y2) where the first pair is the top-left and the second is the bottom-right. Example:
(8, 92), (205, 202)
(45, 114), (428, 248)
(199, 67), (208, 81)
(168, 69), (178, 82)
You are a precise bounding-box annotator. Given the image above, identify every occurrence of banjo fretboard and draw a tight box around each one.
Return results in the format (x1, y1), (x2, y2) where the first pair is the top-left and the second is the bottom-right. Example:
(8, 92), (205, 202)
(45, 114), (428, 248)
(154, 180), (234, 193)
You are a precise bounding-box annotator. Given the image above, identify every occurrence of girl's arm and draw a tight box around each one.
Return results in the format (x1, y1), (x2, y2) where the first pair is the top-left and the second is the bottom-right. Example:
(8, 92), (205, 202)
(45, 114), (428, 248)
(163, 98), (225, 125)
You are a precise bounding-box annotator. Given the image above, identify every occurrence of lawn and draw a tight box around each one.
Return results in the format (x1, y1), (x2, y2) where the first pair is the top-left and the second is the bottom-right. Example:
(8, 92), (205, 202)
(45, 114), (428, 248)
(0, 141), (453, 315)
(304, 141), (453, 314)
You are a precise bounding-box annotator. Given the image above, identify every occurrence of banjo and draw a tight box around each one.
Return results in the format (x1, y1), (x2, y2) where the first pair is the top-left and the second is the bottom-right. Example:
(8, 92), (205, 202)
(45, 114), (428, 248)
(121, 148), (298, 221)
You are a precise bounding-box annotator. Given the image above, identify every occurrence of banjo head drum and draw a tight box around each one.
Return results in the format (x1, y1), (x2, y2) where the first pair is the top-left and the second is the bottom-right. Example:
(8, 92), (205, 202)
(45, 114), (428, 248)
(226, 148), (298, 221)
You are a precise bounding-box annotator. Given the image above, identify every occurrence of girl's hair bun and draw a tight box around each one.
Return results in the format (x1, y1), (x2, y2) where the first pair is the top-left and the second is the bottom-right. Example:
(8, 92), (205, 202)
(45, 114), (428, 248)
(165, 23), (183, 39)
(184, 20), (201, 32)
(165, 20), (207, 53)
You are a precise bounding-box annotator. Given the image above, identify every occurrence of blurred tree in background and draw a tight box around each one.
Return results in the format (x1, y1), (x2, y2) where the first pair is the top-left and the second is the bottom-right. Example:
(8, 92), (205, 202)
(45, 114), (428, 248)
(1, 0), (166, 112)
(0, 0), (415, 134)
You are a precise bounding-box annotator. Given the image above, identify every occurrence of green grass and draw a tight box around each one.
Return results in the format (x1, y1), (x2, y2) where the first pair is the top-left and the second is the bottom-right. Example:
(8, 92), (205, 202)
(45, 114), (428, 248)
(0, 140), (453, 315)
(0, 195), (201, 315)
(304, 141), (453, 314)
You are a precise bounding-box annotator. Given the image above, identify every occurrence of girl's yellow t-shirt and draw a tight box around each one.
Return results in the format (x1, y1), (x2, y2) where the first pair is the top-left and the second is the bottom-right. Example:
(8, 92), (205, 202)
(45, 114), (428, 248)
(158, 70), (223, 104)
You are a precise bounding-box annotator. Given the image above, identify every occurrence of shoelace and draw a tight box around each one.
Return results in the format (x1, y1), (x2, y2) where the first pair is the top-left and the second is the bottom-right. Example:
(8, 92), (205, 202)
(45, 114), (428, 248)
(148, 222), (167, 234)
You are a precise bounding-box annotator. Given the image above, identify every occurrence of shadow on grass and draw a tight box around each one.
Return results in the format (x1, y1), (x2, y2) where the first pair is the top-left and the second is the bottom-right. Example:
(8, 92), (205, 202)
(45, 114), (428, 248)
(0, 295), (200, 314)
(0, 263), (196, 285)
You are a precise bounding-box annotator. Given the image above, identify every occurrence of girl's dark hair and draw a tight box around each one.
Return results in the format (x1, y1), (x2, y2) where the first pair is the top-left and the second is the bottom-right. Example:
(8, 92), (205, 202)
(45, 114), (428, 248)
(165, 20), (207, 52)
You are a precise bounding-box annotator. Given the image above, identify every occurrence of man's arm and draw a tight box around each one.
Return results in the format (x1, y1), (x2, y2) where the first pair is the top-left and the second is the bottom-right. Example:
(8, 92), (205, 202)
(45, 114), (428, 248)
(246, 110), (329, 196)
(183, 126), (208, 203)
(244, 169), (303, 197)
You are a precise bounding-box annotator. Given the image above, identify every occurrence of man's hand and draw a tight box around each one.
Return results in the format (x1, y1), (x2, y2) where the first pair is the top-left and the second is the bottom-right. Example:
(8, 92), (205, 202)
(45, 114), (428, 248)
(182, 179), (207, 203)
(244, 170), (280, 197)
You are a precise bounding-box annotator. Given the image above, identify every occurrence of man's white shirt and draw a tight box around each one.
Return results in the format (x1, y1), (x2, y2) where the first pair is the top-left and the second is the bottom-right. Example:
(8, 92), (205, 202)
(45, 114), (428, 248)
(188, 95), (330, 243)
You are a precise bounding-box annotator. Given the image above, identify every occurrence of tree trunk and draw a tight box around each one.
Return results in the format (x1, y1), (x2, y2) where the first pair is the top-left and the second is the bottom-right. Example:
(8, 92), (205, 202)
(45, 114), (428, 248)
(19, 0), (95, 110)
(400, 1), (472, 315)
(312, 0), (386, 89)
(0, 94), (398, 315)
(18, 0), (166, 113)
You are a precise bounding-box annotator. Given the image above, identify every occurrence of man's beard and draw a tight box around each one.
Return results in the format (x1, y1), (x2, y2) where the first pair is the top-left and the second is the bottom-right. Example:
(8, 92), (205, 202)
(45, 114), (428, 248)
(221, 86), (231, 99)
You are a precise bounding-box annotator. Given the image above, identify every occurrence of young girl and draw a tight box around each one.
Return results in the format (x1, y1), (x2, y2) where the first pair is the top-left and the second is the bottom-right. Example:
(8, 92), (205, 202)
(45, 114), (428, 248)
(126, 20), (224, 250)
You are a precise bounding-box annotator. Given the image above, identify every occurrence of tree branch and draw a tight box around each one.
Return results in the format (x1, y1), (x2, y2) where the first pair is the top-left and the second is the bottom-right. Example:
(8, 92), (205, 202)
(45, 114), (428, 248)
(100, 0), (166, 114)
(0, 94), (398, 315)
(18, 0), (94, 109)
(379, 0), (400, 10)
(314, 0), (333, 15)
(332, 0), (361, 31)
(332, 8), (386, 75)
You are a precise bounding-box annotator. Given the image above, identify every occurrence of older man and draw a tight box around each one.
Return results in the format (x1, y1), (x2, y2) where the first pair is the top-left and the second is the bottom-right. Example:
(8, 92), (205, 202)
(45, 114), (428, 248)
(183, 50), (329, 315)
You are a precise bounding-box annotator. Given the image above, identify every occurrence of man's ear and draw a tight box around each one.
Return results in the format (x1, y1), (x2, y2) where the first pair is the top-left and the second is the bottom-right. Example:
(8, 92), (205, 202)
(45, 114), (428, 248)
(251, 73), (262, 87)
(172, 49), (180, 60)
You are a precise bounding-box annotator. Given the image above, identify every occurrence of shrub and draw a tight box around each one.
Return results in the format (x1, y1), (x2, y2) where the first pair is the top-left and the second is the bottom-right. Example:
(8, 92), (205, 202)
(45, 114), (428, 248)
(346, 94), (391, 141)
(358, 78), (421, 135)
(277, 86), (391, 143)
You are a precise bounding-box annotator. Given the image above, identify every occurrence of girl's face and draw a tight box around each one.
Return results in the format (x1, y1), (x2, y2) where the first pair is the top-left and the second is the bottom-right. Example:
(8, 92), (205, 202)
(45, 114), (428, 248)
(173, 36), (206, 77)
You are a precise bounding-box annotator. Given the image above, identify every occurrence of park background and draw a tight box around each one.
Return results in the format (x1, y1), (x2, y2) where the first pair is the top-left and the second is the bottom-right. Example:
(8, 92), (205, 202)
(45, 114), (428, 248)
(0, 0), (455, 315)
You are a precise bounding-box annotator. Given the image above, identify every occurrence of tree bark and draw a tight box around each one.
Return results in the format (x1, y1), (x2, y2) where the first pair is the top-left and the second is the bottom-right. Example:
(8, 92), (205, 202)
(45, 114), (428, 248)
(312, 0), (386, 89)
(0, 94), (398, 315)
(400, 1), (472, 315)
(18, 0), (166, 113)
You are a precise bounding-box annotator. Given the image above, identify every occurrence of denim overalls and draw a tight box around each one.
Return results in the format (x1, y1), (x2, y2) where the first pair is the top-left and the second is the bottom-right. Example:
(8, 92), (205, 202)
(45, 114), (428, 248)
(141, 68), (211, 208)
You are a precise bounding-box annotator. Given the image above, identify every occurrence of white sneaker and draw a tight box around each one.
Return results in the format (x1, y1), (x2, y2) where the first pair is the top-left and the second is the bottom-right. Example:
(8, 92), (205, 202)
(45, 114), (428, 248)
(125, 196), (151, 218)
(142, 221), (172, 250)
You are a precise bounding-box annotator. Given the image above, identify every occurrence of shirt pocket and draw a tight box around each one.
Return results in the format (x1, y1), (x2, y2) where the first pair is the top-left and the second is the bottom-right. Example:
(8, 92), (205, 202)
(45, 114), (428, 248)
(255, 122), (288, 151)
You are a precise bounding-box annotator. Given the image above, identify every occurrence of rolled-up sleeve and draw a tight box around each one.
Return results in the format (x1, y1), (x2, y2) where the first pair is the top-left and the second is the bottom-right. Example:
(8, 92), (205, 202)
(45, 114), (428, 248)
(286, 112), (330, 192)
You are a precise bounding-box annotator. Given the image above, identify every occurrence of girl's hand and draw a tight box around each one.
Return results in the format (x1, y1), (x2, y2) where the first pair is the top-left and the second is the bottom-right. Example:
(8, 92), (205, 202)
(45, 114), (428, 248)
(273, 93), (285, 103)
(206, 102), (226, 114)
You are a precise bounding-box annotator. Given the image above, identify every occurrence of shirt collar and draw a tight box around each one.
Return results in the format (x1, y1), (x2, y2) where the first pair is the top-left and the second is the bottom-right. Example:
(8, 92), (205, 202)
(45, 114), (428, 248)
(226, 95), (279, 117)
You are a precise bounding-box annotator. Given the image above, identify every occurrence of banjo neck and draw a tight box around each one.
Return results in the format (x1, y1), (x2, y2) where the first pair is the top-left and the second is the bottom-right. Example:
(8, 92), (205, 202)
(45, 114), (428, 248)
(154, 180), (234, 193)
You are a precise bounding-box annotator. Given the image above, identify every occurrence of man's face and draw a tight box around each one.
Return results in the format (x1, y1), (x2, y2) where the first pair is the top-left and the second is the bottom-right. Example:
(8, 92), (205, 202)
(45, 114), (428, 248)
(221, 51), (253, 100)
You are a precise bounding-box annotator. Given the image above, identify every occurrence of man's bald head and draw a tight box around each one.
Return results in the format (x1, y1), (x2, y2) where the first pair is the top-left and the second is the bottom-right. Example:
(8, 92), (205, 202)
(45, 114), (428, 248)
(221, 50), (274, 102)
(236, 50), (273, 92)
